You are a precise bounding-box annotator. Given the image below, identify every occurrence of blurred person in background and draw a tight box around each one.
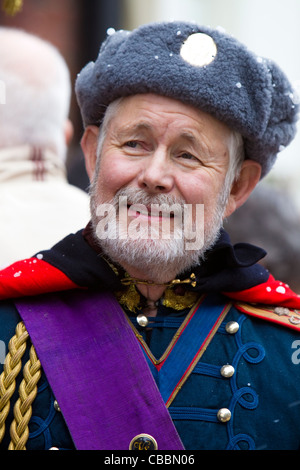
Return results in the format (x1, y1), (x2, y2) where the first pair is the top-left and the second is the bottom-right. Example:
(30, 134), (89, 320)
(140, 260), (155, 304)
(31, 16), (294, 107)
(0, 27), (89, 268)
(226, 185), (300, 293)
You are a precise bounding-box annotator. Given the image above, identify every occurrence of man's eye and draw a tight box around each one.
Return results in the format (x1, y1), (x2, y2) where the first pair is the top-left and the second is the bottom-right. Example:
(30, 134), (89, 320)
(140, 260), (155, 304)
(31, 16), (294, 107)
(180, 152), (197, 161)
(125, 141), (139, 148)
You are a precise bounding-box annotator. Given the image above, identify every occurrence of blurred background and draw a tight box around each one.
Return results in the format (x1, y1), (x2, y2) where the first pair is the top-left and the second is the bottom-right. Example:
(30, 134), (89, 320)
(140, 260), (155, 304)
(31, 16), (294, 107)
(1, 0), (300, 288)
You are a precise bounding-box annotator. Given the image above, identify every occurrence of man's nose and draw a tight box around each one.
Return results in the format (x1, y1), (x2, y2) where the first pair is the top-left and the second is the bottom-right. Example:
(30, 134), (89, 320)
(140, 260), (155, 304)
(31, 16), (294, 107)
(137, 150), (174, 193)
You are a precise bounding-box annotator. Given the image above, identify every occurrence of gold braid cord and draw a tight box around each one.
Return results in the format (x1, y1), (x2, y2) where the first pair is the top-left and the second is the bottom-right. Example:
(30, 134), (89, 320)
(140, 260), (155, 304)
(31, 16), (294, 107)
(0, 322), (42, 450)
(9, 344), (41, 450)
(0, 322), (29, 444)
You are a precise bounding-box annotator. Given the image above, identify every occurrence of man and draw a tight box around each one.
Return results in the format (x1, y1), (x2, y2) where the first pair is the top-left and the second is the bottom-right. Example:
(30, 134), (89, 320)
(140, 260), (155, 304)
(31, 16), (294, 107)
(0, 27), (89, 268)
(0, 21), (300, 451)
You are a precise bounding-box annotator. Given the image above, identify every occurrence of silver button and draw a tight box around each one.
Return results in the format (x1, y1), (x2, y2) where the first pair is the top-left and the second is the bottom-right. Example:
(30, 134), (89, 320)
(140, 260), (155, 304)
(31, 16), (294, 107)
(54, 400), (61, 412)
(217, 408), (231, 423)
(137, 314), (149, 327)
(220, 364), (235, 378)
(225, 321), (239, 334)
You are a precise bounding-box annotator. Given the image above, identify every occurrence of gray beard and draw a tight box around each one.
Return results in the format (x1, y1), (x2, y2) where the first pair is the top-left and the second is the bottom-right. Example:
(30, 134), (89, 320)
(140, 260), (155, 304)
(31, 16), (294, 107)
(90, 187), (227, 283)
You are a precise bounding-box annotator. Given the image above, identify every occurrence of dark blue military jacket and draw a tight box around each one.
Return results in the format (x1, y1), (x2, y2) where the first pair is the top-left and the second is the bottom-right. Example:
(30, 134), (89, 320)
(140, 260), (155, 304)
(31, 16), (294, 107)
(1, 295), (300, 450)
(0, 228), (300, 450)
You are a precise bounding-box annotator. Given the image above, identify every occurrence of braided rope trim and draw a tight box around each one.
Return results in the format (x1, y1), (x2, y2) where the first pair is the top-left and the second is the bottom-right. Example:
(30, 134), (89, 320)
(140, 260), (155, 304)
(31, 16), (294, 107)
(9, 344), (41, 450)
(0, 322), (29, 444)
(0, 321), (42, 450)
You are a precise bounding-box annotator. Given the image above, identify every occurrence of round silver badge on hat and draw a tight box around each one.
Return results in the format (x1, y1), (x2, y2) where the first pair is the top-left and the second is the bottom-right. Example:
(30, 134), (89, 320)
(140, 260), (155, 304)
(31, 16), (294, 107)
(180, 32), (217, 67)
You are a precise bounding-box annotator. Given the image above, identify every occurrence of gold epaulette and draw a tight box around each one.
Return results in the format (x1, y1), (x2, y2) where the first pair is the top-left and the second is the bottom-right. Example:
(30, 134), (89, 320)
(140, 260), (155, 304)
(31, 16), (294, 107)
(234, 302), (300, 331)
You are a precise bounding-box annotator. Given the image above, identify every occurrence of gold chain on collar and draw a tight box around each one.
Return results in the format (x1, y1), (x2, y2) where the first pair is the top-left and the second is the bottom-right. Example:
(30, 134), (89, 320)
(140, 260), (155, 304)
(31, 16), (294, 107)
(115, 283), (199, 313)
(103, 255), (199, 313)
(120, 273), (196, 288)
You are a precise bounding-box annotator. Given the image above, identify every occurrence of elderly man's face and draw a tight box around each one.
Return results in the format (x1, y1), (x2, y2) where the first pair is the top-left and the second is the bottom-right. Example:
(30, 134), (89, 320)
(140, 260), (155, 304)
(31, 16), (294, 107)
(83, 94), (259, 280)
(94, 94), (234, 215)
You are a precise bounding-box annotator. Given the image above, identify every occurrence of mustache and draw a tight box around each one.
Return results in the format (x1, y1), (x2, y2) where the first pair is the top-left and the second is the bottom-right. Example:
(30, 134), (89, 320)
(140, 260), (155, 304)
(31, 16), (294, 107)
(112, 187), (186, 207)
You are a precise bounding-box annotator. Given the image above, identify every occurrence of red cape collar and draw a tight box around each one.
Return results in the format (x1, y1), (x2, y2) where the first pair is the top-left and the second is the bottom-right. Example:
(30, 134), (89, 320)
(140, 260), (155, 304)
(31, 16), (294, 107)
(1, 256), (300, 310)
(0, 257), (79, 299)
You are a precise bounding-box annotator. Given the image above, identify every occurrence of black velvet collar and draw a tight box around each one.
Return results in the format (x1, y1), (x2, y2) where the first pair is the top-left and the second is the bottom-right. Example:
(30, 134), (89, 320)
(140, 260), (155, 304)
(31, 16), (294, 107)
(188, 229), (268, 292)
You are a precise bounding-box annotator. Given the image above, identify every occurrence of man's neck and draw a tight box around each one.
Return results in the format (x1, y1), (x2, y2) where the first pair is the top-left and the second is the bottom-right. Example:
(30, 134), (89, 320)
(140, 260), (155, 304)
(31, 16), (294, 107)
(122, 264), (177, 317)
(136, 283), (167, 303)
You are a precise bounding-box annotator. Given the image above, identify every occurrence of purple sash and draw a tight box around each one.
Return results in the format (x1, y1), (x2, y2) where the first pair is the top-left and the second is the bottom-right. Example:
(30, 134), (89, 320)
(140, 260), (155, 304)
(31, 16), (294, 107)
(15, 290), (184, 450)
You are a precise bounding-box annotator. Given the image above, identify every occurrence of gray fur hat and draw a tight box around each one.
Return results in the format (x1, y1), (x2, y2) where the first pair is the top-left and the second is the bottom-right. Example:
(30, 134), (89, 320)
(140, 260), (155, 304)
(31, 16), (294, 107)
(75, 21), (299, 177)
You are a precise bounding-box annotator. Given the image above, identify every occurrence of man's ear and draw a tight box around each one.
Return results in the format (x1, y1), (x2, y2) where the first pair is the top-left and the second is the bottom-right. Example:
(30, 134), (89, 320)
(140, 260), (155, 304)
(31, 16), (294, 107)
(80, 125), (100, 182)
(64, 119), (74, 146)
(224, 160), (262, 218)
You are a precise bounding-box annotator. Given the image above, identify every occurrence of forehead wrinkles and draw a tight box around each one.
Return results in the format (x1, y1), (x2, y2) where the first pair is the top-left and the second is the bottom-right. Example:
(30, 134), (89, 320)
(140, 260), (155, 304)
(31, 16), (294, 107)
(110, 113), (211, 143)
(114, 121), (153, 138)
(111, 95), (208, 131)
(103, 95), (233, 158)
